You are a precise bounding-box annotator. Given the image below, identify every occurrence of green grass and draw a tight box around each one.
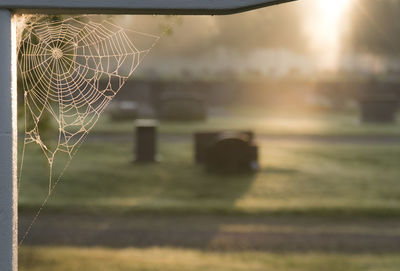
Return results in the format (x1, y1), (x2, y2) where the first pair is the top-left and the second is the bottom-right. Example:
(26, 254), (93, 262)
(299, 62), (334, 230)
(19, 246), (400, 271)
(18, 139), (400, 216)
(92, 109), (400, 136)
(17, 110), (400, 270)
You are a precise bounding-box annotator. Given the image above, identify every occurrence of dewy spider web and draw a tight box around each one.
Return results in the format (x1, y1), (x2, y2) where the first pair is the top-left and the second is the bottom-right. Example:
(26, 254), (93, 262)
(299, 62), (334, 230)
(18, 16), (159, 192)
(17, 15), (161, 245)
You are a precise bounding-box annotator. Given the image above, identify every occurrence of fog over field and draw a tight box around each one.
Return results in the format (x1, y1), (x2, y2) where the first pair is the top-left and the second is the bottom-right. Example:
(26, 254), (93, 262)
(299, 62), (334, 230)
(112, 0), (400, 79)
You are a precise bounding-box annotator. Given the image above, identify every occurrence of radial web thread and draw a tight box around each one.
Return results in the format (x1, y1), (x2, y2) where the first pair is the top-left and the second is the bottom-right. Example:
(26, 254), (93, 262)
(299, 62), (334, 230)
(18, 16), (160, 193)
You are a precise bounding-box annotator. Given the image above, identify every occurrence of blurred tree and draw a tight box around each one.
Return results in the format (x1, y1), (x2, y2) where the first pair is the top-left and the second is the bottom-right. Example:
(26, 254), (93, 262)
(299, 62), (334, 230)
(345, 0), (400, 56)
(212, 4), (308, 54)
(151, 4), (308, 58)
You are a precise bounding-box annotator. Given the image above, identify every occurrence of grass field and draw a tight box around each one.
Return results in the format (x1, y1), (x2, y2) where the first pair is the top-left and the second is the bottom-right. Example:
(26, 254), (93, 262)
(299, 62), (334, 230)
(19, 246), (400, 271)
(92, 109), (400, 136)
(18, 139), (400, 216)
(18, 109), (400, 270)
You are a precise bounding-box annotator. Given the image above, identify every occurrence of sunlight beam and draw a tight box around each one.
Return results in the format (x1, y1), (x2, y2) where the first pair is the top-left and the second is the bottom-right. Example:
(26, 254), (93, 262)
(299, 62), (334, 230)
(307, 0), (352, 70)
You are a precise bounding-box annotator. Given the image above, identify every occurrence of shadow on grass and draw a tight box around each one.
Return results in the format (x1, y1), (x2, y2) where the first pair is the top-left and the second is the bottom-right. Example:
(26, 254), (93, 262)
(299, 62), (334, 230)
(18, 138), (306, 250)
(18, 212), (400, 253)
(19, 138), (400, 251)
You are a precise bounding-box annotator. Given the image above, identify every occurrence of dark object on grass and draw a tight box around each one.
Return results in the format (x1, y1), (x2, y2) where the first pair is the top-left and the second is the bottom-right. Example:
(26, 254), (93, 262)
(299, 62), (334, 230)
(108, 101), (138, 121)
(194, 131), (258, 174)
(194, 132), (220, 164)
(159, 91), (206, 121)
(359, 93), (398, 123)
(135, 119), (158, 163)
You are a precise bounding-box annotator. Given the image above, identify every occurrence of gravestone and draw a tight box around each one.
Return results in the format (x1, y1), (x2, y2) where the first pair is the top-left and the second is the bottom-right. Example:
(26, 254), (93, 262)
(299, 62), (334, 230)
(194, 132), (220, 163)
(108, 101), (139, 121)
(159, 90), (206, 121)
(134, 119), (158, 163)
(194, 131), (254, 163)
(194, 131), (258, 173)
(359, 93), (398, 123)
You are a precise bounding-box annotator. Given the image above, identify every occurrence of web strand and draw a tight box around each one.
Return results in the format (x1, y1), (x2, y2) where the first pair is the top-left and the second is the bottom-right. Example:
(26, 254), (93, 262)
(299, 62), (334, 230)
(17, 15), (167, 245)
(19, 16), (160, 189)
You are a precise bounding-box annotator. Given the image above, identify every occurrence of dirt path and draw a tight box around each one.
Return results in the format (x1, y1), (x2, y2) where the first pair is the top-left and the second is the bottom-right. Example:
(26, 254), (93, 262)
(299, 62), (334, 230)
(19, 213), (400, 252)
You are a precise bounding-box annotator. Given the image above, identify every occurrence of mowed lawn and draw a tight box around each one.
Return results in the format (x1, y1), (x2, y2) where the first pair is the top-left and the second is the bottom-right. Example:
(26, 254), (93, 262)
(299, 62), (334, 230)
(19, 246), (400, 271)
(18, 139), (400, 216)
(92, 109), (400, 136)
(17, 112), (400, 271)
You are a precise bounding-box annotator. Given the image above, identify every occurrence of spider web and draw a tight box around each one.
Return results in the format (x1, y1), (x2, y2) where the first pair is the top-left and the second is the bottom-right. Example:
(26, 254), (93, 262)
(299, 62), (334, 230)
(18, 16), (160, 193)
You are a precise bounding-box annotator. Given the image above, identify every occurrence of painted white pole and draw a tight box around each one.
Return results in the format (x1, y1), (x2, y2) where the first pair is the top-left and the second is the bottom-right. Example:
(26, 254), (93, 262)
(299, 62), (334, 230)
(0, 9), (18, 271)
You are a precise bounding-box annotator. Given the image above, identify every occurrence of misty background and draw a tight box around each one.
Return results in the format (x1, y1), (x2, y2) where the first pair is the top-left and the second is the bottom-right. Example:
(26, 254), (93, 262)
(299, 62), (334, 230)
(111, 0), (400, 81)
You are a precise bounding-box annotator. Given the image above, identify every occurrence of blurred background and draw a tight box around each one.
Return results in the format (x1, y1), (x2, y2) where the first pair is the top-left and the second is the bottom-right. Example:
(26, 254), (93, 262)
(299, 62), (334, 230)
(18, 0), (400, 270)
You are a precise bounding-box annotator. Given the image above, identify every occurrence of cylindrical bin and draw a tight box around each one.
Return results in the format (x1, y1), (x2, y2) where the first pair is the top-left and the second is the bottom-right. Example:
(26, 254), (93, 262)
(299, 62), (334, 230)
(134, 119), (158, 163)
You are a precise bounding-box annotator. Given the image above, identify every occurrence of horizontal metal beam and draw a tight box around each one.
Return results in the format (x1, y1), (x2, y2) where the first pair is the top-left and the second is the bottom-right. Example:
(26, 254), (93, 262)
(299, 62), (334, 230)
(1, 0), (296, 15)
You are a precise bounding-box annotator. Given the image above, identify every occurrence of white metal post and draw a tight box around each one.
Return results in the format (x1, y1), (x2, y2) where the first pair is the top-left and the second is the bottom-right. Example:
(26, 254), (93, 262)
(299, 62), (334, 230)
(0, 9), (18, 271)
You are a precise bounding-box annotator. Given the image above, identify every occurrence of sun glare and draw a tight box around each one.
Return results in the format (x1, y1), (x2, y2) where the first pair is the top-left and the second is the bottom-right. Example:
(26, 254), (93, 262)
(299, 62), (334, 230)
(308, 0), (352, 70)
(318, 0), (351, 26)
